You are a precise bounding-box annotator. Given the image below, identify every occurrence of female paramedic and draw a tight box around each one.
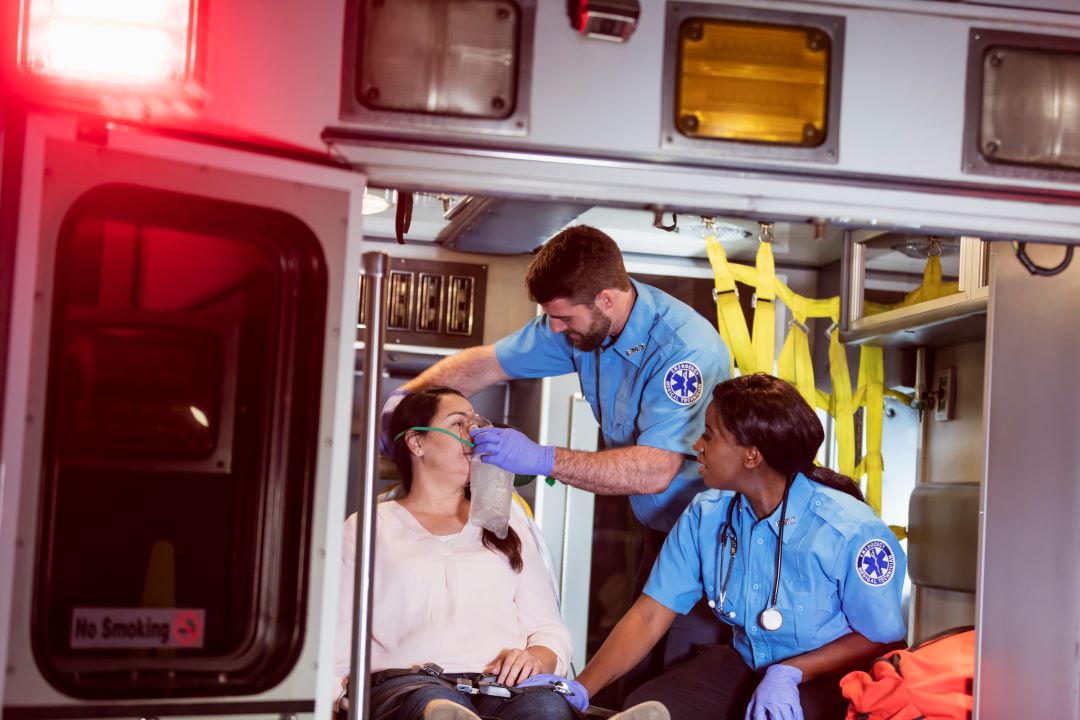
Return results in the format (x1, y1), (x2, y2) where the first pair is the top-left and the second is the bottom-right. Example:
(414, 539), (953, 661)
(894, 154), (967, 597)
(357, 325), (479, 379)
(335, 387), (665, 720)
(567, 373), (907, 720)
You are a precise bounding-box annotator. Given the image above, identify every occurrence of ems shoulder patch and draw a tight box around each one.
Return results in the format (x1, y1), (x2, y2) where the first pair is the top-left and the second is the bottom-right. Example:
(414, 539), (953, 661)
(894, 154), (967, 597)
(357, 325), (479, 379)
(855, 539), (896, 586)
(663, 361), (703, 406)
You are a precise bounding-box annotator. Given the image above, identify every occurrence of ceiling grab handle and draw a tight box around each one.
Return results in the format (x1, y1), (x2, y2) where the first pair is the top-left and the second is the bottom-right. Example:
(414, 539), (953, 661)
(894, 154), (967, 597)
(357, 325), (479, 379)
(1013, 241), (1074, 277)
(349, 251), (389, 720)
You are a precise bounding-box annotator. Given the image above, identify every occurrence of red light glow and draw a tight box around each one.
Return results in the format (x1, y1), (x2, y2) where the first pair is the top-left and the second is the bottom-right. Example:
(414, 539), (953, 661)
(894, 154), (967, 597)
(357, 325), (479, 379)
(23, 0), (193, 85)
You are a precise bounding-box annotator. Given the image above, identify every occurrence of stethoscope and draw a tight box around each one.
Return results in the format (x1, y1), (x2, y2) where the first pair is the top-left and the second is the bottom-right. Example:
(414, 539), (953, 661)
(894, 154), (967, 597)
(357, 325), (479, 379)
(716, 474), (794, 632)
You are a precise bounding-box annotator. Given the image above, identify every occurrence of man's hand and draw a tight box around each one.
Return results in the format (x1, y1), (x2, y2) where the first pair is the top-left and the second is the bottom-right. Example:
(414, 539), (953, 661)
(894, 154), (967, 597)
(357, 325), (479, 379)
(745, 664), (803, 720)
(379, 388), (410, 457)
(470, 427), (555, 476)
(515, 674), (590, 713)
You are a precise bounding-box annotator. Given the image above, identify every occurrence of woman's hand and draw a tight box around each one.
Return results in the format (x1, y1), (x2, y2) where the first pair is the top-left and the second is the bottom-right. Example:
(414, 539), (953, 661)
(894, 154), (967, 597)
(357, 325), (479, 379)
(488, 647), (548, 685)
(745, 664), (804, 720)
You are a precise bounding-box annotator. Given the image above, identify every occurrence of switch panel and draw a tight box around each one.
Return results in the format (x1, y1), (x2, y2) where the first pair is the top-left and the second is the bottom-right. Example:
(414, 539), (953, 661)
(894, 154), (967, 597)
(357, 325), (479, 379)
(358, 257), (486, 348)
(934, 366), (956, 422)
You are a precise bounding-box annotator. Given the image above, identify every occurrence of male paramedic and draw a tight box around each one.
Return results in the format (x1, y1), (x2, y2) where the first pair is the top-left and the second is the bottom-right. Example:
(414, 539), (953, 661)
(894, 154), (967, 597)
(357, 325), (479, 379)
(385, 224), (732, 669)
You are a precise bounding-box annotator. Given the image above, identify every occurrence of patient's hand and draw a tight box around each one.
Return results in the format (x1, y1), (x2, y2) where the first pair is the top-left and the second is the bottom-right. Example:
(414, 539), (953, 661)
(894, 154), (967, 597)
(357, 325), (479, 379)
(488, 647), (549, 685)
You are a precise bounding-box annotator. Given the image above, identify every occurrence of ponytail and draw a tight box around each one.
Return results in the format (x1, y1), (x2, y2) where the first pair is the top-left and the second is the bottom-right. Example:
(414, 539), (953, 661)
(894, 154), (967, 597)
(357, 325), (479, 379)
(804, 464), (866, 504)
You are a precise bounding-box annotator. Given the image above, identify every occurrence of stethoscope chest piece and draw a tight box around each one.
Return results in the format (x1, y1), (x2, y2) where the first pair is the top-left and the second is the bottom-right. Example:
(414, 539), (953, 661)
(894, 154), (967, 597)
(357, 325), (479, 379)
(759, 607), (784, 631)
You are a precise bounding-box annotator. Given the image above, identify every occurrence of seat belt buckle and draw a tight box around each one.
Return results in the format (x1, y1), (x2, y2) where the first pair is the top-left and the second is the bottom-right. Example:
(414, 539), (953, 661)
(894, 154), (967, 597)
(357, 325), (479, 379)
(418, 662), (444, 678)
(551, 680), (572, 697)
(454, 679), (479, 695)
(477, 681), (513, 698)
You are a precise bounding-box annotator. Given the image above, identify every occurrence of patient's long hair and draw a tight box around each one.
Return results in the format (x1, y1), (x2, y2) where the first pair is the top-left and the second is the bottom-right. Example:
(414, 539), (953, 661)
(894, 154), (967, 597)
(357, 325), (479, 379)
(390, 387), (523, 572)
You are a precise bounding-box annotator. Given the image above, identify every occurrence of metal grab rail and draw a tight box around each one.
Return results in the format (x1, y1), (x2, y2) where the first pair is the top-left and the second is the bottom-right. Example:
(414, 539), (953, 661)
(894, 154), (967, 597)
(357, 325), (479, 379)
(348, 251), (388, 720)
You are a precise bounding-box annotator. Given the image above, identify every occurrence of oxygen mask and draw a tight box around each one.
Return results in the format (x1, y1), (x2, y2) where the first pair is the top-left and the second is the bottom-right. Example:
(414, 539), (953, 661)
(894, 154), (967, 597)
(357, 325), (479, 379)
(465, 414), (514, 539)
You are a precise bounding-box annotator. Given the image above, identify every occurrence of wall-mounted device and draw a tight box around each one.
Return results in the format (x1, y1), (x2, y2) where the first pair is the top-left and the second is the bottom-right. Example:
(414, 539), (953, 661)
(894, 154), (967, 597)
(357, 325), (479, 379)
(358, 257), (487, 348)
(567, 0), (640, 42)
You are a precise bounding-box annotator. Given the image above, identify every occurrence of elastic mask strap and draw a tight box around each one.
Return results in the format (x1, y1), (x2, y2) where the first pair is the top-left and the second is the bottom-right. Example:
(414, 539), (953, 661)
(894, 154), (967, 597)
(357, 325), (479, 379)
(392, 426), (476, 448)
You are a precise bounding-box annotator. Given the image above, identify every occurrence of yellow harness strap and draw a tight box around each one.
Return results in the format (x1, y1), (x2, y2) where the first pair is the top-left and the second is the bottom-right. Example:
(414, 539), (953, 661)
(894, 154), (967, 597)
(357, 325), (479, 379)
(705, 235), (756, 374)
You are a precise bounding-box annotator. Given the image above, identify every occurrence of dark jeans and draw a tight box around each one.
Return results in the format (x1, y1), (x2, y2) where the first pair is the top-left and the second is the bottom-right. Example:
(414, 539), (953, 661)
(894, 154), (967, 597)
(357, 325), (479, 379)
(371, 675), (577, 720)
(625, 645), (851, 720)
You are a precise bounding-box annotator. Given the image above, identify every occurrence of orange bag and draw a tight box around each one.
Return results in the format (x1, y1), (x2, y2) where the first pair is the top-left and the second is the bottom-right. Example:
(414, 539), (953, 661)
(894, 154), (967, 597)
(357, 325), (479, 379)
(840, 626), (975, 720)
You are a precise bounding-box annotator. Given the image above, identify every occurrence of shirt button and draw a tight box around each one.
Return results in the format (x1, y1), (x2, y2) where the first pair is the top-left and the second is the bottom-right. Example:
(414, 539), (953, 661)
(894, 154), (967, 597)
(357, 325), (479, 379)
(728, 611), (736, 619)
(797, 604), (804, 612)
(752, 583), (760, 590)
(707, 600), (716, 608)
(757, 538), (764, 546)
(707, 586), (714, 592)
(815, 500), (822, 507)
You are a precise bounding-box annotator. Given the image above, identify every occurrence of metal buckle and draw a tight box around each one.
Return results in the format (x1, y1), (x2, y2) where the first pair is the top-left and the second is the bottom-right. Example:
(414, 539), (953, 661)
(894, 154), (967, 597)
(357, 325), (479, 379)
(788, 317), (809, 335)
(551, 680), (572, 696)
(824, 321), (838, 339)
(419, 662), (443, 678)
(454, 680), (478, 695)
(477, 681), (513, 698)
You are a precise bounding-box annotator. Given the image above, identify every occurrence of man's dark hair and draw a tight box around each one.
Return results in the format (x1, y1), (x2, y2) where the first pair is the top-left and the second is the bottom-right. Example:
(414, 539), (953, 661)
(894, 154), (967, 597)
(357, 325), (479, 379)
(526, 225), (631, 305)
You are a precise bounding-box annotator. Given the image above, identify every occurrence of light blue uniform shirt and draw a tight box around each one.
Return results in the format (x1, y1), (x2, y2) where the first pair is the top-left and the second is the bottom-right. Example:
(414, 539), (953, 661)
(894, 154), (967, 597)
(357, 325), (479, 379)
(643, 473), (907, 669)
(494, 279), (730, 531)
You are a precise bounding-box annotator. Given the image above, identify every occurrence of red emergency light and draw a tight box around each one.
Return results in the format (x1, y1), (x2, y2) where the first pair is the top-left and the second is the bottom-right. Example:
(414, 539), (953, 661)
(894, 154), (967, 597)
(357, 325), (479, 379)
(17, 0), (202, 117)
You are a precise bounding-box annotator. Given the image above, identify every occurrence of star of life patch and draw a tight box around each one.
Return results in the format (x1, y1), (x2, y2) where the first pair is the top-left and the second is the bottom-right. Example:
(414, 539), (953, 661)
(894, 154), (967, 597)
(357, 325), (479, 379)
(663, 361), (703, 406)
(855, 539), (896, 586)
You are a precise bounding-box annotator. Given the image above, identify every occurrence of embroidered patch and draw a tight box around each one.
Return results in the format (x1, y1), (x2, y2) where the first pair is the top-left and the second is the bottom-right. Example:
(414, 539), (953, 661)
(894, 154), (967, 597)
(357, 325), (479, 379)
(856, 539), (896, 586)
(663, 361), (704, 406)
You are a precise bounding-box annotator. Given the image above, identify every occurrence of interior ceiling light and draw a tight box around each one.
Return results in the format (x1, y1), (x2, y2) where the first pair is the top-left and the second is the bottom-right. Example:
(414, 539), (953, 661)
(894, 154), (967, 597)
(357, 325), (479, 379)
(21, 0), (198, 85)
(676, 217), (752, 241)
(890, 237), (960, 259)
(361, 190), (391, 215)
(676, 18), (830, 146)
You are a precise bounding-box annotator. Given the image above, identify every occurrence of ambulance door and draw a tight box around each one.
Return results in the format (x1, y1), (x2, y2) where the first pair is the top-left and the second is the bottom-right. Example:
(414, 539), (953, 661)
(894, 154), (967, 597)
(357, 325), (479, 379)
(0, 113), (363, 720)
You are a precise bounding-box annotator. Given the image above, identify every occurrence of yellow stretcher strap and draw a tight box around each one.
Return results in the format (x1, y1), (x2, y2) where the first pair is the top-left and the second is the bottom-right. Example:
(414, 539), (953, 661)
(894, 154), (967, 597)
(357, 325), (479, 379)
(753, 241), (777, 375)
(864, 255), (960, 316)
(699, 236), (949, 519)
(858, 346), (885, 515)
(705, 236), (755, 375)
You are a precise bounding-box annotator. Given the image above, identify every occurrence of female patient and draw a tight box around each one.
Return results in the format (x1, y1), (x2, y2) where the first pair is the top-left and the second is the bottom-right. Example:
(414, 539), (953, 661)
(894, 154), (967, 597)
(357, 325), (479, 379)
(336, 387), (578, 720)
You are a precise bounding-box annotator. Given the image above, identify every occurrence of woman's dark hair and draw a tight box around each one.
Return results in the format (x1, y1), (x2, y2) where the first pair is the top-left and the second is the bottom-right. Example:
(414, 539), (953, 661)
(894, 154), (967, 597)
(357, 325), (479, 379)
(389, 386), (523, 572)
(712, 373), (866, 503)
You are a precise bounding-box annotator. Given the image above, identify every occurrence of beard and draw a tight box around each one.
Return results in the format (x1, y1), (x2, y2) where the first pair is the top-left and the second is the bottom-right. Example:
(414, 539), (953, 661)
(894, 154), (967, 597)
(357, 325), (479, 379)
(566, 305), (612, 351)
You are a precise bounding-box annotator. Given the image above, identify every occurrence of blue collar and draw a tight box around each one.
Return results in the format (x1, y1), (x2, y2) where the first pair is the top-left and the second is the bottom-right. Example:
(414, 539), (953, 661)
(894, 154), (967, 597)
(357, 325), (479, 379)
(610, 279), (655, 368)
(737, 472), (814, 543)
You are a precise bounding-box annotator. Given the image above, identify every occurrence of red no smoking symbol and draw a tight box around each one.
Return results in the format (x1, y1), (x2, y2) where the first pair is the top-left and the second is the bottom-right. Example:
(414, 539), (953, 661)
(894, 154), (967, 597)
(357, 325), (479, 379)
(172, 611), (202, 647)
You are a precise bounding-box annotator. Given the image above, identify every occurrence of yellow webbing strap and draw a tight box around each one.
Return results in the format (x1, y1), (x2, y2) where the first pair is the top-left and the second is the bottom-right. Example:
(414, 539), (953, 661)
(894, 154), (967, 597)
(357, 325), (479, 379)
(753, 241), (777, 375)
(864, 255), (960, 316)
(858, 346), (885, 515)
(512, 491), (534, 520)
(826, 321), (857, 478)
(705, 235), (756, 374)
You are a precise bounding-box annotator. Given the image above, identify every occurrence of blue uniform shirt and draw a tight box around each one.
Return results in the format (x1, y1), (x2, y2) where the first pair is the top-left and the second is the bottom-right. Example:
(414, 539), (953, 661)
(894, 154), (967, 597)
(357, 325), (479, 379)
(643, 473), (907, 669)
(494, 279), (730, 531)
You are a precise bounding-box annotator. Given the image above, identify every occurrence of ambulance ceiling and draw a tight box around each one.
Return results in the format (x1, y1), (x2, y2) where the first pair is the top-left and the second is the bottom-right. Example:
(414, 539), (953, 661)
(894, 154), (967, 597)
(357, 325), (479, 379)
(361, 188), (846, 267)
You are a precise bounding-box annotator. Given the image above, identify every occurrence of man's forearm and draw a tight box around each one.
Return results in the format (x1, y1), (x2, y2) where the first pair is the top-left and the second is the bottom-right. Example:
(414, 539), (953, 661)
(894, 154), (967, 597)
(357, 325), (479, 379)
(552, 445), (683, 495)
(402, 345), (509, 397)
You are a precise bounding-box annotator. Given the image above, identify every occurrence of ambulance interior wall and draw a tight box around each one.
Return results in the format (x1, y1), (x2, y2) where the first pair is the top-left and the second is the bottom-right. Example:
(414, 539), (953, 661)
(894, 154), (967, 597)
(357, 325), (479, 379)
(913, 340), (984, 641)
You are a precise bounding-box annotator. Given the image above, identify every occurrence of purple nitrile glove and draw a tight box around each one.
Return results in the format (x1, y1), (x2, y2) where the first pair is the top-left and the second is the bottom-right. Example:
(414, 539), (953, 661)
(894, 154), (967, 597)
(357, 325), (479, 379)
(516, 674), (589, 713)
(379, 388), (410, 458)
(745, 664), (803, 720)
(469, 427), (555, 477)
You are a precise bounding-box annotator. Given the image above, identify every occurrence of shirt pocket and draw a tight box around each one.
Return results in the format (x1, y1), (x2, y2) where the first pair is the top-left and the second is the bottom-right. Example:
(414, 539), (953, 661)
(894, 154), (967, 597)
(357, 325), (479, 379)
(787, 578), (841, 649)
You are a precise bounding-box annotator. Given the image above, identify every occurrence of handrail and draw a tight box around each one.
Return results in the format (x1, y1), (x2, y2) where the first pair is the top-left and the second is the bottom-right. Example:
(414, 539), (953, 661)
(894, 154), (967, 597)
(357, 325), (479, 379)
(348, 251), (388, 720)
